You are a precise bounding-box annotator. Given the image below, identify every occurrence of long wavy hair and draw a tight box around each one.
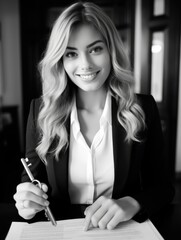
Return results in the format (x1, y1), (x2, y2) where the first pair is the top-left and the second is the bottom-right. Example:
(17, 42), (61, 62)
(36, 1), (145, 163)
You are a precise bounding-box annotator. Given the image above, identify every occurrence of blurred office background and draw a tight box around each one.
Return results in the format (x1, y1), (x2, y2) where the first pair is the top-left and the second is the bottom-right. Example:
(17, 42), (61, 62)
(0, 0), (180, 203)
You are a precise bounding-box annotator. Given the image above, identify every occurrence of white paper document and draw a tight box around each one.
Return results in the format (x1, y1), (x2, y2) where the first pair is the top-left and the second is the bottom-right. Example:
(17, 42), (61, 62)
(5, 218), (164, 240)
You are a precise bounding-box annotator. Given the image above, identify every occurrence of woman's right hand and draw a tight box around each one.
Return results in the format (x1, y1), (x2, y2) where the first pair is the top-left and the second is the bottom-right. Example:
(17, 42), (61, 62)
(13, 182), (49, 220)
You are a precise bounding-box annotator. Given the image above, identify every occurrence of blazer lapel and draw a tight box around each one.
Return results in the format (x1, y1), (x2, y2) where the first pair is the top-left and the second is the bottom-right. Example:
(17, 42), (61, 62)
(47, 120), (70, 202)
(47, 100), (131, 201)
(54, 147), (70, 199)
(111, 98), (132, 199)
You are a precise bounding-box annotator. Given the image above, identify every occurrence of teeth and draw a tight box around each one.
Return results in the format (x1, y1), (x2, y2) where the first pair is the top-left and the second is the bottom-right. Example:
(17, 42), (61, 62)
(79, 73), (97, 80)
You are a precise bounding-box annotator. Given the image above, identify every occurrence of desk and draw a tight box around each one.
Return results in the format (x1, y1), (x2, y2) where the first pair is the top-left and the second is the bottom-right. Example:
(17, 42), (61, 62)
(0, 203), (181, 240)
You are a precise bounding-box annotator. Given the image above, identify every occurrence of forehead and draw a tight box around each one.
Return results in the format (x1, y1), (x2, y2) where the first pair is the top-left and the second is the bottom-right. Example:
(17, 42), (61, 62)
(67, 23), (104, 47)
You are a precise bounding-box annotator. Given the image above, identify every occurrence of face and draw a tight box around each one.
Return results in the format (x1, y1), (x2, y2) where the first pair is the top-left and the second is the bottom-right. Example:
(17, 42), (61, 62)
(63, 23), (111, 93)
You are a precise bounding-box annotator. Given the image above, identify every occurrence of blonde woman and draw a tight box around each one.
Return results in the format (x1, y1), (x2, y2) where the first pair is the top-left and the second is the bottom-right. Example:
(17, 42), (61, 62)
(14, 1), (174, 230)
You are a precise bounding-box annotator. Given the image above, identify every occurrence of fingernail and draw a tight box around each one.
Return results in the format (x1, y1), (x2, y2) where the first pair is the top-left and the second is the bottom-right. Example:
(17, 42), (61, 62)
(44, 201), (49, 206)
(42, 184), (48, 192)
(83, 225), (88, 231)
(83, 221), (90, 231)
(43, 194), (48, 199)
(83, 220), (88, 231)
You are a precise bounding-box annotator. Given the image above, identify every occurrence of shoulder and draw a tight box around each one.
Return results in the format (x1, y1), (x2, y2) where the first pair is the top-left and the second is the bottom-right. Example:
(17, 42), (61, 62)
(135, 93), (161, 125)
(135, 94), (157, 111)
(111, 93), (157, 114)
(28, 97), (42, 119)
(30, 97), (42, 110)
(136, 93), (155, 104)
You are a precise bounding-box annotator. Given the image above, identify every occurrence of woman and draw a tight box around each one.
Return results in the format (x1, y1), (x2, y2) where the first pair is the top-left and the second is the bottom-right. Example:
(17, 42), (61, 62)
(14, 1), (174, 230)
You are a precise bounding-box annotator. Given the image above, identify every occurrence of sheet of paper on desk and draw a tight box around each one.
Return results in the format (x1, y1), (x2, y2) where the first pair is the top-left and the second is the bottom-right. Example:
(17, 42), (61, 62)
(5, 218), (164, 240)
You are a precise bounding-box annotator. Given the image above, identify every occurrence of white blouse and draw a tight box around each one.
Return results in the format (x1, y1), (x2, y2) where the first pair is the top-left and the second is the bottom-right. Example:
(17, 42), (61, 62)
(68, 93), (114, 204)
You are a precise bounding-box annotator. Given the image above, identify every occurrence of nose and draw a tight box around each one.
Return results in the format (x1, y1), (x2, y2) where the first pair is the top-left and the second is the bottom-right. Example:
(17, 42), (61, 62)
(80, 53), (93, 70)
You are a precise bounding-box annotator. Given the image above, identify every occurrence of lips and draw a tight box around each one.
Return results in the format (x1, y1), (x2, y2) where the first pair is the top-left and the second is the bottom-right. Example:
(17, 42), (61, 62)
(76, 71), (99, 81)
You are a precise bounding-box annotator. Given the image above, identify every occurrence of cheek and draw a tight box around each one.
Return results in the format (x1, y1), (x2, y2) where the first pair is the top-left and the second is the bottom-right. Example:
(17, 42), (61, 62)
(99, 53), (111, 68)
(103, 57), (111, 74)
(63, 60), (74, 76)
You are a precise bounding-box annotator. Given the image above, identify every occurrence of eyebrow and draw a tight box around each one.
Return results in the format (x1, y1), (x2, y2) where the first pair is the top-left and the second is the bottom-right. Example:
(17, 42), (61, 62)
(66, 40), (104, 50)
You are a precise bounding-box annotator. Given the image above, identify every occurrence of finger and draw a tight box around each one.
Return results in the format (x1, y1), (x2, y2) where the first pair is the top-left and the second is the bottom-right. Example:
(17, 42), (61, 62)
(92, 199), (116, 229)
(84, 196), (106, 231)
(84, 204), (100, 231)
(23, 199), (49, 209)
(84, 212), (94, 231)
(17, 182), (45, 196)
(14, 190), (49, 207)
(98, 210), (114, 230)
(18, 207), (41, 220)
(41, 183), (48, 193)
(15, 200), (46, 211)
(15, 201), (24, 209)
(15, 182), (48, 200)
(84, 206), (90, 216)
(107, 210), (124, 230)
(90, 204), (108, 228)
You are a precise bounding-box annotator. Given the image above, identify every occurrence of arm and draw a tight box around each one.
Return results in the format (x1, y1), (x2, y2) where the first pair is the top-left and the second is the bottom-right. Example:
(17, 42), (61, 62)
(84, 95), (175, 229)
(22, 99), (48, 184)
(14, 99), (50, 221)
(131, 95), (175, 221)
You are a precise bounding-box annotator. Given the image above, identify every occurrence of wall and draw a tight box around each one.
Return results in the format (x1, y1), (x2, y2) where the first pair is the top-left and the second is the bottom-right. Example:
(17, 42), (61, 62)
(134, 0), (142, 93)
(0, 0), (23, 151)
(134, 0), (181, 173)
(176, 33), (181, 173)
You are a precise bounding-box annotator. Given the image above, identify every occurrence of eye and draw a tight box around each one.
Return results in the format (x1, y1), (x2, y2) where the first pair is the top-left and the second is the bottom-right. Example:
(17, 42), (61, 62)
(90, 46), (103, 54)
(64, 52), (78, 58)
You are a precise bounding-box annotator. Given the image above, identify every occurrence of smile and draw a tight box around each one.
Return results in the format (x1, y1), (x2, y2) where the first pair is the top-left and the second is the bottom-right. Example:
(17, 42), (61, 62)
(77, 72), (99, 81)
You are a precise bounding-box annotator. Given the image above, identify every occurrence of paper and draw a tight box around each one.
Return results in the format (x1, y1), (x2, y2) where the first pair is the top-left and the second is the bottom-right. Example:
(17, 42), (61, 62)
(5, 218), (164, 240)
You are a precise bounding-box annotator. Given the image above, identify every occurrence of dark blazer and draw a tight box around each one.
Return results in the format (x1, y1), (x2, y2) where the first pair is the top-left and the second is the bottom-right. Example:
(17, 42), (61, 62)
(22, 94), (174, 222)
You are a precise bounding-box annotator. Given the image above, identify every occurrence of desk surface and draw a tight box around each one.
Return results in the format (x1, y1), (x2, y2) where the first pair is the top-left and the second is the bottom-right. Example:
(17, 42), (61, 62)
(0, 203), (181, 240)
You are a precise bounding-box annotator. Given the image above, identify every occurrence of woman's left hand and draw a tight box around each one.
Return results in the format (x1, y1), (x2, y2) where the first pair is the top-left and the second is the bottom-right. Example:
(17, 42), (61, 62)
(84, 196), (140, 231)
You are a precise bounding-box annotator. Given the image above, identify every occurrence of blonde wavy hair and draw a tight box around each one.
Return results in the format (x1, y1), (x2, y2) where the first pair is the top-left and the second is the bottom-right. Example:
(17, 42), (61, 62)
(36, 1), (145, 163)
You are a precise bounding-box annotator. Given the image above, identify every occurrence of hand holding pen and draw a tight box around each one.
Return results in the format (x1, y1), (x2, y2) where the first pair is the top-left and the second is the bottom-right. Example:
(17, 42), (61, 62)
(15, 158), (57, 226)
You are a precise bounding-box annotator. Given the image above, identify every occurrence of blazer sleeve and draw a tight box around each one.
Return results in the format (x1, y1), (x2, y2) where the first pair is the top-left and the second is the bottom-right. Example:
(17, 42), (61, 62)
(21, 98), (48, 185)
(132, 94), (175, 222)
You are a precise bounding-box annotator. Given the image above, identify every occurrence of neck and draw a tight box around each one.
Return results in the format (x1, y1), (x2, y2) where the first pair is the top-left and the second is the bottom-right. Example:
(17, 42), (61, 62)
(76, 88), (107, 112)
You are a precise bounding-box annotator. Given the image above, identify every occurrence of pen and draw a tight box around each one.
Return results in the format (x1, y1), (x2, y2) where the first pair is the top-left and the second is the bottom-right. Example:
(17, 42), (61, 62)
(21, 158), (57, 226)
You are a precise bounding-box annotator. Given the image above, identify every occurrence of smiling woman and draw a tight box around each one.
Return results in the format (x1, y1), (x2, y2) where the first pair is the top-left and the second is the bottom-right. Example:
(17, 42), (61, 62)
(13, 1), (174, 232)
(63, 23), (111, 92)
